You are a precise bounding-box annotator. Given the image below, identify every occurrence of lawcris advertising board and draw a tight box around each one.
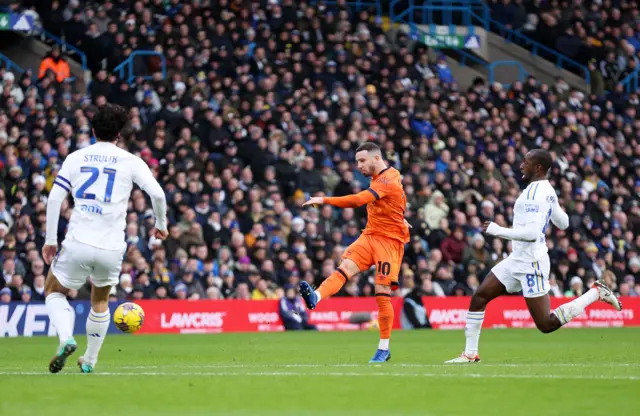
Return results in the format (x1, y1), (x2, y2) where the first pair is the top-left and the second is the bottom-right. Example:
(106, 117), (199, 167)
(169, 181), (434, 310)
(1, 297), (638, 337)
(135, 297), (404, 334)
(135, 299), (285, 334)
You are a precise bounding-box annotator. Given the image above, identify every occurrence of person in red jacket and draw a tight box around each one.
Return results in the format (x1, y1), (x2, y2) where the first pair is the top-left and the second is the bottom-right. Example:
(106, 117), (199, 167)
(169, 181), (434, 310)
(440, 226), (467, 264)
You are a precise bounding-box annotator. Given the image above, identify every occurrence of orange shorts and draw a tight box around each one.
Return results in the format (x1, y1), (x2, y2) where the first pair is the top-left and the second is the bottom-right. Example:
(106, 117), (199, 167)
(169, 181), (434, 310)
(342, 234), (405, 288)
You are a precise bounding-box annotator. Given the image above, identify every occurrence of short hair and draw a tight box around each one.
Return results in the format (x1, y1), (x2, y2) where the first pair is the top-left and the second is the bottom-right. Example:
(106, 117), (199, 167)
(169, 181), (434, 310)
(529, 149), (553, 172)
(91, 103), (129, 142)
(355, 142), (381, 154)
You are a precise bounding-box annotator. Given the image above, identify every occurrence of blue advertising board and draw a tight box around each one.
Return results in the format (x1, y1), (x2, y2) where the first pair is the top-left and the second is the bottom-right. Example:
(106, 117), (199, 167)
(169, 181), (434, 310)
(0, 302), (122, 337)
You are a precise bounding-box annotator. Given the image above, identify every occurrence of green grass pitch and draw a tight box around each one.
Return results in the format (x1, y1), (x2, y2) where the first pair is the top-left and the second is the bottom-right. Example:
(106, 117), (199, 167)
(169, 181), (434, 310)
(0, 328), (638, 415)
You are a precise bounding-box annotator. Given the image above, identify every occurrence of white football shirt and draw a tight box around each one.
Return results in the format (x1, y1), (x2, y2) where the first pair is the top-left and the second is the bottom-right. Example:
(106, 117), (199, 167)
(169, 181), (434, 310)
(509, 179), (568, 260)
(46, 141), (167, 251)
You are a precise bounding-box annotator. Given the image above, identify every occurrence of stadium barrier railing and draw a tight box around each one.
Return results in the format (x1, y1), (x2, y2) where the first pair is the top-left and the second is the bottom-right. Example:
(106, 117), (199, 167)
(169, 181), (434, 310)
(406, 23), (527, 86)
(391, 0), (489, 34)
(112, 50), (167, 85)
(34, 28), (88, 73)
(488, 60), (529, 86)
(311, 0), (382, 15)
(2, 297), (638, 337)
(0, 51), (26, 76)
(390, 0), (591, 88)
(620, 68), (640, 94)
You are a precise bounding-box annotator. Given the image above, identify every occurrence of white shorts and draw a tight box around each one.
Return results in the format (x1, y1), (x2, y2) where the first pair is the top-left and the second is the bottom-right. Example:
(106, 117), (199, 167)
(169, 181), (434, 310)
(51, 238), (125, 290)
(491, 255), (550, 298)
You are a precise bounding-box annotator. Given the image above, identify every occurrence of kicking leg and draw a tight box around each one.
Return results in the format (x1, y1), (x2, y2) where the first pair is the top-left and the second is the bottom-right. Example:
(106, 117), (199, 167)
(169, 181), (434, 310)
(446, 272), (507, 363)
(299, 258), (360, 310)
(548, 280), (622, 329)
(45, 271), (77, 373)
(78, 284), (112, 373)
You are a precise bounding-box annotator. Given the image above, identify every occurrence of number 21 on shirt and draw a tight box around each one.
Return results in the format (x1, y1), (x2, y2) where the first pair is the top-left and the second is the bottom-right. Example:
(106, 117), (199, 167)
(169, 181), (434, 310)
(76, 166), (117, 202)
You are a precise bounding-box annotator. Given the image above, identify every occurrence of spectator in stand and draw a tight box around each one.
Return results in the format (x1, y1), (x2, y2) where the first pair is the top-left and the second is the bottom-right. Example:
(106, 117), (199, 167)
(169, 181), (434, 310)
(38, 47), (71, 83)
(279, 285), (316, 331)
(401, 278), (433, 329)
(494, 0), (640, 90)
(0, 287), (11, 303)
(441, 227), (467, 264)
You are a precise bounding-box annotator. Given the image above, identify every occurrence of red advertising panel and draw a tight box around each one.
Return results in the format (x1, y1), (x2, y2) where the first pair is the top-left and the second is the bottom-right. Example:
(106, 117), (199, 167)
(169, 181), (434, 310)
(135, 298), (404, 334)
(136, 299), (285, 334)
(133, 297), (640, 334)
(424, 296), (640, 329)
(307, 297), (403, 331)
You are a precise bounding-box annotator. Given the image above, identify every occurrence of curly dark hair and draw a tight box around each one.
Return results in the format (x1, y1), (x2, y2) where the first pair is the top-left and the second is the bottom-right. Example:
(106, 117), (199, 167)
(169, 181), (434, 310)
(91, 103), (129, 142)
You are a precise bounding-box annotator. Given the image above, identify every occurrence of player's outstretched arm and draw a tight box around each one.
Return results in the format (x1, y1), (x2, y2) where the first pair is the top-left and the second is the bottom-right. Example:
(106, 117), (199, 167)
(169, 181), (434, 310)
(303, 190), (377, 209)
(483, 221), (538, 242)
(550, 200), (569, 230)
(43, 177), (70, 264)
(133, 158), (168, 238)
(143, 179), (168, 238)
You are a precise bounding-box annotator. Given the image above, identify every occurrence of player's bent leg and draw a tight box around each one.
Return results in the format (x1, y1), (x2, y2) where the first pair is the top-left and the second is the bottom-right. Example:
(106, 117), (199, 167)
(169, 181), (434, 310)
(300, 258), (360, 310)
(79, 284), (113, 373)
(369, 284), (393, 364)
(44, 270), (77, 373)
(446, 272), (507, 364)
(525, 294), (562, 334)
(548, 280), (622, 330)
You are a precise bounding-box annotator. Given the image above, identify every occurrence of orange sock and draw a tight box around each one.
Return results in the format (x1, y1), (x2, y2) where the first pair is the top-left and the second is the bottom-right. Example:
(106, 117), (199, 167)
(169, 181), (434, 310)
(317, 268), (349, 300)
(376, 294), (393, 344)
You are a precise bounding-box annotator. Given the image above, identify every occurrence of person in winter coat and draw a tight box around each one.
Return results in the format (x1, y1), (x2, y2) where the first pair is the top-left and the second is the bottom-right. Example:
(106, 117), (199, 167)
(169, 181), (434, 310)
(440, 227), (467, 264)
(38, 47), (71, 83)
(462, 233), (494, 272)
(422, 190), (450, 230)
(279, 285), (317, 330)
(401, 279), (433, 329)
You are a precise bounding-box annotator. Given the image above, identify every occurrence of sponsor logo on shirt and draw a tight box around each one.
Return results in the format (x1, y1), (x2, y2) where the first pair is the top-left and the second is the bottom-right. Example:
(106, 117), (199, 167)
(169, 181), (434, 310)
(524, 204), (540, 213)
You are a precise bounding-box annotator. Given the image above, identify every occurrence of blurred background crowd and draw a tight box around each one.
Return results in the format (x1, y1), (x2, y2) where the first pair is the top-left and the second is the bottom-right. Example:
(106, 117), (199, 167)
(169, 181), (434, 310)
(490, 0), (640, 93)
(0, 0), (639, 309)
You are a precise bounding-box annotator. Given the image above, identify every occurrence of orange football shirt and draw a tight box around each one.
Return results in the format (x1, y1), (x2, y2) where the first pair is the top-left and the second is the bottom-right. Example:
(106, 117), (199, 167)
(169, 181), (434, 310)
(364, 167), (410, 244)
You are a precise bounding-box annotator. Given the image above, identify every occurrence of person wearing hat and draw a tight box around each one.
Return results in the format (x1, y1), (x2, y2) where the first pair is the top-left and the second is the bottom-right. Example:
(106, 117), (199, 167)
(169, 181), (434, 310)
(0, 287), (12, 303)
(565, 276), (585, 297)
(19, 285), (32, 303)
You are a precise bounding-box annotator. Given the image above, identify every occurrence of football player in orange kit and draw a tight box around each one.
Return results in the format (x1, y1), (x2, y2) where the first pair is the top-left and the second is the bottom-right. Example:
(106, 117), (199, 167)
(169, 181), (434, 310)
(300, 142), (410, 363)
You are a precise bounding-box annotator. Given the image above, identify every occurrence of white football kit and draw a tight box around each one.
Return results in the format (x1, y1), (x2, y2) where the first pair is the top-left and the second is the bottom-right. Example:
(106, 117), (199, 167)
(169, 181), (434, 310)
(486, 179), (569, 298)
(46, 141), (167, 290)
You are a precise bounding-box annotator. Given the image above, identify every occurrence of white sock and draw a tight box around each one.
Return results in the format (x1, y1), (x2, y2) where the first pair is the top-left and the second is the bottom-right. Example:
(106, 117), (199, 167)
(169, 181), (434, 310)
(553, 288), (599, 325)
(378, 338), (389, 350)
(45, 293), (74, 344)
(314, 290), (322, 303)
(464, 311), (485, 356)
(84, 309), (110, 366)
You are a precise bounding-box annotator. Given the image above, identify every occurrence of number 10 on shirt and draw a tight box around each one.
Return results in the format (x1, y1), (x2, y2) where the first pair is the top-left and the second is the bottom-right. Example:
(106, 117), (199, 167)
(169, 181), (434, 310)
(76, 166), (117, 202)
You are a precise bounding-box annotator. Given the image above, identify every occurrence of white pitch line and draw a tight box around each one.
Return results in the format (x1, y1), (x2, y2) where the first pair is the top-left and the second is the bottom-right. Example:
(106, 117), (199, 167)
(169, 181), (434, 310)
(113, 363), (640, 369)
(2, 362), (639, 371)
(1, 371), (638, 381)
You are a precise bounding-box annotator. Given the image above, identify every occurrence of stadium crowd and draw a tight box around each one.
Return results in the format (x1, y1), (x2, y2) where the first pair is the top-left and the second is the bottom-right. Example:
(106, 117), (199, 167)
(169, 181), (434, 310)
(0, 0), (639, 306)
(490, 0), (640, 94)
